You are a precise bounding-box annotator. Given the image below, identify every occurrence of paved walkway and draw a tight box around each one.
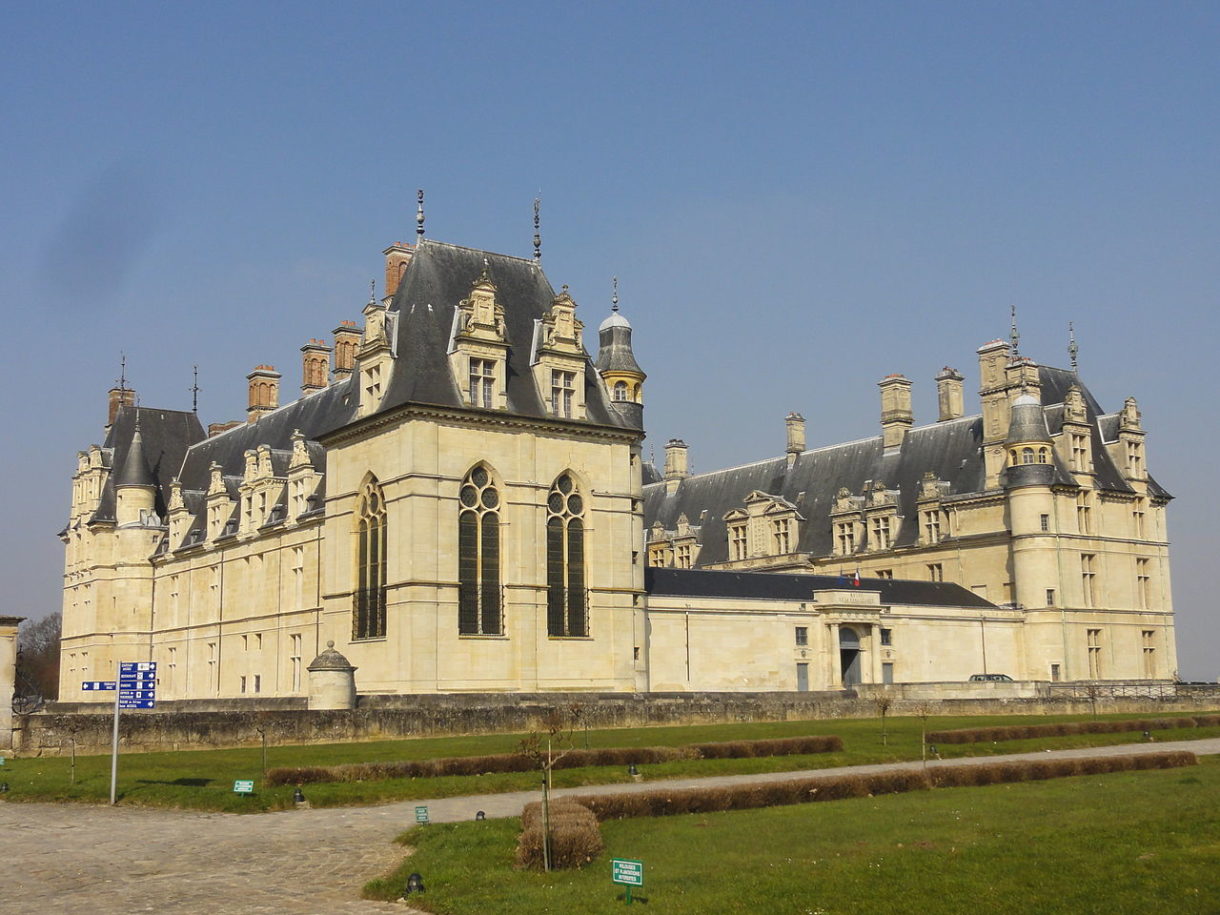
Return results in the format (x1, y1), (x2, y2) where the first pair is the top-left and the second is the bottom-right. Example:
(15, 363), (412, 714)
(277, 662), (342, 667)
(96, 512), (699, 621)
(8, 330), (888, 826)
(3, 737), (1217, 915)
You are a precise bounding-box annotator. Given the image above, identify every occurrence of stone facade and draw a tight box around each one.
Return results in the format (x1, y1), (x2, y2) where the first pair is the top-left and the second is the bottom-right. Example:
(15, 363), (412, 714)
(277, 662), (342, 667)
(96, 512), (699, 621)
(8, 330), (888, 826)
(58, 229), (1177, 703)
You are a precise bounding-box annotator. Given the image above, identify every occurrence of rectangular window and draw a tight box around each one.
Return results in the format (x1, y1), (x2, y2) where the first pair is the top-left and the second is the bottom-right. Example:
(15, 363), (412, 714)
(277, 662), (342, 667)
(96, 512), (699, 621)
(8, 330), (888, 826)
(730, 523), (748, 561)
(239, 675), (247, 694)
(1081, 554), (1097, 607)
(253, 674), (261, 694)
(1127, 441), (1143, 476)
(870, 516), (890, 550)
(796, 662), (809, 692)
(1040, 513), (1050, 532)
(469, 358), (495, 408)
(1142, 630), (1156, 679)
(836, 522), (855, 555)
(923, 510), (941, 544)
(1046, 588), (1056, 606)
(290, 633), (302, 693)
(927, 562), (943, 582)
(1132, 501), (1146, 538)
(1071, 433), (1089, 471)
(772, 519), (791, 554)
(1087, 628), (1102, 679)
(1136, 558), (1151, 609)
(880, 627), (892, 646)
(292, 546), (305, 610)
(550, 370), (575, 418)
(1050, 663), (1061, 682)
(1076, 492), (1092, 534)
(676, 543), (692, 569)
(876, 569), (893, 579)
(882, 662), (894, 685)
(242, 634), (249, 651)
(795, 626), (808, 646)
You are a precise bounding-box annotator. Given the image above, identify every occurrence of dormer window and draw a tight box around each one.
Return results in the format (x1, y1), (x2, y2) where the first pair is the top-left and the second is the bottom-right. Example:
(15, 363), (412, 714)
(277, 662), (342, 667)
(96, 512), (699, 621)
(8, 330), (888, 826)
(729, 521), (747, 560)
(613, 380), (629, 401)
(470, 358), (496, 408)
(551, 370), (576, 418)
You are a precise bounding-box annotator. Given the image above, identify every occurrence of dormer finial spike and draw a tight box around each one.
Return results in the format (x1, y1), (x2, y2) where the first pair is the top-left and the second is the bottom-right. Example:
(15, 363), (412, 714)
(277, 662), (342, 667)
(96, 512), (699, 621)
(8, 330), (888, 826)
(117, 351), (127, 393)
(611, 276), (619, 312)
(533, 196), (541, 263)
(369, 279), (377, 305)
(416, 189), (425, 239)
(1009, 304), (1020, 359)
(1068, 321), (1079, 372)
(190, 364), (200, 414)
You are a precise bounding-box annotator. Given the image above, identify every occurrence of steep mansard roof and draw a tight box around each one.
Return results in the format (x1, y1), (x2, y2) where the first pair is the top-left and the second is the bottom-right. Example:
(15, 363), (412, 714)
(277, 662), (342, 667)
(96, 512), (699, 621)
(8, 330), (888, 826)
(643, 366), (1170, 566)
(646, 566), (998, 609)
(89, 406), (206, 524)
(376, 239), (634, 429)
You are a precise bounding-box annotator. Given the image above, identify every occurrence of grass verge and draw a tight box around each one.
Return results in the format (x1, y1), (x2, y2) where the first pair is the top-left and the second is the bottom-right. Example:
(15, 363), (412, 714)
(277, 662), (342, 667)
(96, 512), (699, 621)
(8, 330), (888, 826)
(366, 756), (1220, 913)
(3, 710), (1218, 812)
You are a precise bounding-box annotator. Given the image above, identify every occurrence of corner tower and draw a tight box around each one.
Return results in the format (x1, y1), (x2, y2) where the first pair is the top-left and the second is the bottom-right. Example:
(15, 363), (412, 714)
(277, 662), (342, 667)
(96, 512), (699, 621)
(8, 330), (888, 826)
(594, 279), (645, 429)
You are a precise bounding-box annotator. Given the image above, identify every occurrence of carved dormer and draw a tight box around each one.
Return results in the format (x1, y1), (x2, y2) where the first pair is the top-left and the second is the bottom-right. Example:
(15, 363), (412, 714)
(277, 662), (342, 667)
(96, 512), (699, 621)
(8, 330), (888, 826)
(1114, 396), (1146, 482)
(449, 269), (509, 411)
(863, 480), (901, 551)
(205, 461), (232, 541)
(672, 512), (702, 568)
(167, 478), (191, 547)
(647, 520), (673, 567)
(1060, 383), (1093, 476)
(357, 294), (394, 417)
(723, 491), (803, 562)
(287, 429), (321, 522)
(531, 285), (587, 420)
(916, 471), (951, 545)
(830, 487), (865, 557)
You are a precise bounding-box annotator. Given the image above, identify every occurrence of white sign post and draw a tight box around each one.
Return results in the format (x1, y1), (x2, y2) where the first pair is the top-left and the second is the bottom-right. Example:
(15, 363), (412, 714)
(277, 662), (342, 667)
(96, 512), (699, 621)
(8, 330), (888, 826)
(109, 661), (156, 805)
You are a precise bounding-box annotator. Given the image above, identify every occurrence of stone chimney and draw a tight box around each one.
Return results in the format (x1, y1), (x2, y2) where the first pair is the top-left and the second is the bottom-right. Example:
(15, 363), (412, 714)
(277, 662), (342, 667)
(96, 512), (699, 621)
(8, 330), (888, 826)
(935, 367), (964, 422)
(301, 339), (332, 395)
(247, 365), (281, 423)
(333, 321), (360, 380)
(664, 438), (689, 493)
(878, 374), (913, 449)
(107, 386), (136, 426)
(383, 242), (414, 300)
(786, 412), (806, 465)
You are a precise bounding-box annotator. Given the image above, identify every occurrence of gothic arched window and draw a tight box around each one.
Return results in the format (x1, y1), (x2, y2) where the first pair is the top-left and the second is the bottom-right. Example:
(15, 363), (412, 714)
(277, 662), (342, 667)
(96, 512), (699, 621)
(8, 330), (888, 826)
(353, 475), (387, 640)
(613, 380), (628, 401)
(458, 466), (501, 635)
(546, 473), (587, 637)
(1022, 447), (1036, 464)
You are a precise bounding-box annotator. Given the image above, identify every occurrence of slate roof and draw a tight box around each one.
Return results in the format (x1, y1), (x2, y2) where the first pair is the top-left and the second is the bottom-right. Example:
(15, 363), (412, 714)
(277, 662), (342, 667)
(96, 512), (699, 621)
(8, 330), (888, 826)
(376, 239), (634, 430)
(90, 406), (206, 523)
(644, 366), (1170, 566)
(646, 567), (998, 609)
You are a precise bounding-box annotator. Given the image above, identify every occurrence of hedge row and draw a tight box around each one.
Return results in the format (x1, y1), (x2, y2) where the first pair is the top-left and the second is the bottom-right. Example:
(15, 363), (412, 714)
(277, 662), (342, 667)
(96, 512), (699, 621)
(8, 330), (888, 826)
(560, 750), (1196, 821)
(927, 715), (1220, 745)
(516, 798), (604, 871)
(266, 734), (843, 786)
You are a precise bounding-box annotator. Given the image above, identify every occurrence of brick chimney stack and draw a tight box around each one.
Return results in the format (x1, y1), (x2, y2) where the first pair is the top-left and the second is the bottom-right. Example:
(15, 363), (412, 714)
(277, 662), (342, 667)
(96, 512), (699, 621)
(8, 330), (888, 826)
(383, 242), (414, 300)
(333, 322), (360, 380)
(247, 365), (281, 423)
(107, 386), (136, 426)
(301, 339), (332, 395)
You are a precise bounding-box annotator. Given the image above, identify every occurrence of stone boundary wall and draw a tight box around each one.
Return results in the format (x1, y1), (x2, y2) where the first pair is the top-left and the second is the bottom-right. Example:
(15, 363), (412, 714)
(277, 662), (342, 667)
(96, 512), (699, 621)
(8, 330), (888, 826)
(14, 688), (1220, 757)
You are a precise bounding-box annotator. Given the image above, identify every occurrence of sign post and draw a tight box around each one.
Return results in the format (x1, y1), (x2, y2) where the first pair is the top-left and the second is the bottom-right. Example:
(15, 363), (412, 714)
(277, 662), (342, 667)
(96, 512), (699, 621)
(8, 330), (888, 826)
(611, 858), (644, 905)
(108, 661), (156, 805)
(415, 805), (430, 825)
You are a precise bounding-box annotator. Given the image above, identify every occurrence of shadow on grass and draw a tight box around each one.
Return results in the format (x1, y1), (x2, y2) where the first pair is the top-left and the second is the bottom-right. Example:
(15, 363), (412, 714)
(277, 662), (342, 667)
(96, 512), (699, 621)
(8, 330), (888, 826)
(134, 777), (214, 787)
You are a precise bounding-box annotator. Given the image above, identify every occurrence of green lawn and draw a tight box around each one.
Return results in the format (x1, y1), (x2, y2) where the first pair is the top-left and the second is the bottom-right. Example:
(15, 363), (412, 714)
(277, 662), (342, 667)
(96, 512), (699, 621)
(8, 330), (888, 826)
(2, 711), (1217, 812)
(365, 756), (1220, 914)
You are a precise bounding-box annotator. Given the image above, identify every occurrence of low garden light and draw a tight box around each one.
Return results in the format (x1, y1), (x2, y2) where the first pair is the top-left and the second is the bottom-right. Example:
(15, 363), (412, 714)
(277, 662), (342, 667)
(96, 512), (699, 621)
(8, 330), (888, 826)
(0, 783), (8, 793)
(1143, 730), (1152, 741)
(293, 787), (306, 804)
(475, 810), (486, 820)
(403, 873), (425, 896)
(929, 745), (938, 757)
(627, 764), (639, 777)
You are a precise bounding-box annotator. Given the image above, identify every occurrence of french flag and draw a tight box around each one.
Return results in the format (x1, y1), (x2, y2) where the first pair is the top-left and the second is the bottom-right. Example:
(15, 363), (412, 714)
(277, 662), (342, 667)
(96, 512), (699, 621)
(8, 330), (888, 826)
(852, 570), (861, 587)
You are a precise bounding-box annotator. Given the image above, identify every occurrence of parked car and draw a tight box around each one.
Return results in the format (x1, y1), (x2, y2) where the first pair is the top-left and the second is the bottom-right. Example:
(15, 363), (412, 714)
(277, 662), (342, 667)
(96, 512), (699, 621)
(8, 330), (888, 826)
(969, 673), (1014, 681)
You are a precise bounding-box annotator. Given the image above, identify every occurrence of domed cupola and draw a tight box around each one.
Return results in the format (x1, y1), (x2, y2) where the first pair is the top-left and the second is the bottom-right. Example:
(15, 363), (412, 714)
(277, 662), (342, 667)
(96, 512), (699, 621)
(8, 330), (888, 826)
(594, 278), (646, 428)
(1004, 392), (1054, 488)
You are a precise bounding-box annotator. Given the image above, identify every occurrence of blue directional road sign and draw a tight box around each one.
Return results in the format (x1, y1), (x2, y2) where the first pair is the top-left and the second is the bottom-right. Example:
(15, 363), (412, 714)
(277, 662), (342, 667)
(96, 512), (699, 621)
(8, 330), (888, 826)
(118, 662), (156, 709)
(82, 681), (117, 691)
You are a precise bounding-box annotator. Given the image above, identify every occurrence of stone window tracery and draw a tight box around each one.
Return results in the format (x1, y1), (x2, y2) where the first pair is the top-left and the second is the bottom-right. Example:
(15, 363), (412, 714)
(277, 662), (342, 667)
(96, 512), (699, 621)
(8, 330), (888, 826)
(458, 466), (502, 635)
(353, 475), (387, 640)
(546, 473), (587, 637)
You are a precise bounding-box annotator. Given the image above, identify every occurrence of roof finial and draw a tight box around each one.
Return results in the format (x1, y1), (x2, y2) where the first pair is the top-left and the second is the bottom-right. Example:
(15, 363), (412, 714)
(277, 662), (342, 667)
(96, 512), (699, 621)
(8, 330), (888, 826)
(1068, 321), (1079, 373)
(416, 188), (425, 240)
(533, 196), (541, 263)
(369, 279), (377, 305)
(190, 364), (200, 414)
(1009, 304), (1021, 359)
(611, 276), (619, 313)
(117, 351), (127, 393)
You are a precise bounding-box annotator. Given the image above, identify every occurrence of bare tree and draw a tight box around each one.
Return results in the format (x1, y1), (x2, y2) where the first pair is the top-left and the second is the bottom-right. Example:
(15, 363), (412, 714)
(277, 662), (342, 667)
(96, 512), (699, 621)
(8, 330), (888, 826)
(518, 708), (576, 872)
(872, 694), (894, 746)
(16, 612), (61, 703)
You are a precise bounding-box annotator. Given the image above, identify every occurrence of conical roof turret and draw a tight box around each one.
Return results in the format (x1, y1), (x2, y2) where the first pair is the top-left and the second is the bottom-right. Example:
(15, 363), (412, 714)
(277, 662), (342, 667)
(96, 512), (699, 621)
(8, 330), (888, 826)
(1005, 392), (1051, 445)
(116, 414), (156, 489)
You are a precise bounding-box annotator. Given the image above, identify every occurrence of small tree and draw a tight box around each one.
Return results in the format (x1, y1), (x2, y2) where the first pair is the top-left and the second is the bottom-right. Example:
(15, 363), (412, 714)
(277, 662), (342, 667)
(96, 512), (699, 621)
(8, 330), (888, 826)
(518, 708), (576, 872)
(912, 702), (936, 766)
(872, 694), (894, 747)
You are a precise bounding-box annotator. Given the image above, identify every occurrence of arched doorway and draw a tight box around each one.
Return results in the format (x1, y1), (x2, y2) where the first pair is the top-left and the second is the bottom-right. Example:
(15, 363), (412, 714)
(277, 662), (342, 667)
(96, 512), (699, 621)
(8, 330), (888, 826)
(839, 627), (862, 687)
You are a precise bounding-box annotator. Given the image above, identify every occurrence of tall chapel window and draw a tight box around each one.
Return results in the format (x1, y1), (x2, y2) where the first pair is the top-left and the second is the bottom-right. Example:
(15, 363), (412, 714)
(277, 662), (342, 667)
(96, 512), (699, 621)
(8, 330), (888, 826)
(353, 476), (387, 640)
(458, 466), (501, 635)
(546, 474), (587, 637)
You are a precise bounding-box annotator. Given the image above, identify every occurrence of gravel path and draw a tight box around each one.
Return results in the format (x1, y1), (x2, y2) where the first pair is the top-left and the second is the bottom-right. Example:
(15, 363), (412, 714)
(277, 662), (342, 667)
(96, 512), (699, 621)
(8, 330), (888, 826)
(4, 737), (1217, 914)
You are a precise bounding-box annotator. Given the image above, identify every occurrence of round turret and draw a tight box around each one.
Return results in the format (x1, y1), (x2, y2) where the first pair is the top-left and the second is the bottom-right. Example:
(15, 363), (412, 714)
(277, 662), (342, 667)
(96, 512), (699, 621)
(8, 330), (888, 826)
(594, 284), (646, 428)
(1004, 393), (1054, 488)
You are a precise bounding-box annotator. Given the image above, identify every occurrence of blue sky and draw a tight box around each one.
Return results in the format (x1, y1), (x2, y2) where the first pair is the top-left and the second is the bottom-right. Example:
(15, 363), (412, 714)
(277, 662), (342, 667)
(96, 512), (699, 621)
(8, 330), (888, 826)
(2, 2), (1217, 677)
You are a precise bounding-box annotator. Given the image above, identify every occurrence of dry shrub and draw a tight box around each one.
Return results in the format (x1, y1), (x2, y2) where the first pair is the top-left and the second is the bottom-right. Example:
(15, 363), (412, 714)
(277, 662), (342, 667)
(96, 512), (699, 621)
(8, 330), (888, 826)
(691, 735), (843, 759)
(265, 766), (333, 786)
(928, 716), (1205, 746)
(516, 800), (603, 871)
(1193, 714), (1220, 727)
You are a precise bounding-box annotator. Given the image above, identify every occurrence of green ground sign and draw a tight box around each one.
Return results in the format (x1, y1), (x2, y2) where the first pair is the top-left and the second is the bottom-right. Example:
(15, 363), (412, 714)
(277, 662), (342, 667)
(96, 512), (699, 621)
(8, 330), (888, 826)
(233, 779), (254, 794)
(415, 805), (430, 823)
(612, 858), (644, 905)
